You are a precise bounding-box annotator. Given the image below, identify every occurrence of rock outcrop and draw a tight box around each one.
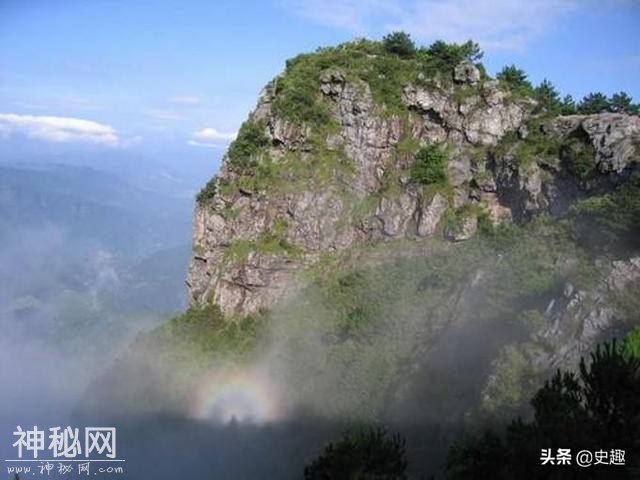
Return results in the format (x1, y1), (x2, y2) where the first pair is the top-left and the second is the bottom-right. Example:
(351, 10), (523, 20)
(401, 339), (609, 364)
(538, 257), (640, 369)
(187, 50), (640, 318)
(493, 113), (640, 219)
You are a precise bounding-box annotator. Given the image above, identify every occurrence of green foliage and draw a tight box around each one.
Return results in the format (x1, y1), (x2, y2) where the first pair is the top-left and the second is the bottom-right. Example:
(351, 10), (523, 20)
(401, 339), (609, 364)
(610, 91), (640, 114)
(226, 220), (303, 261)
(410, 144), (448, 185)
(500, 224), (563, 297)
(624, 327), (640, 359)
(610, 91), (633, 113)
(493, 119), (563, 167)
(304, 427), (408, 480)
(272, 38), (486, 121)
(446, 339), (640, 479)
(424, 40), (483, 73)
(577, 92), (611, 114)
(395, 133), (421, 160)
(226, 120), (270, 172)
(382, 31), (416, 58)
(481, 345), (535, 415)
(559, 133), (597, 179)
(275, 55), (334, 125)
(221, 142), (353, 196)
(533, 79), (561, 113)
(570, 174), (640, 249)
(496, 65), (533, 96)
(479, 215), (582, 300)
(493, 115), (599, 175)
(155, 304), (263, 359)
(275, 41), (399, 119)
(560, 94), (577, 115)
(575, 91), (639, 115)
(270, 213), (587, 421)
(445, 431), (506, 480)
(196, 175), (217, 203)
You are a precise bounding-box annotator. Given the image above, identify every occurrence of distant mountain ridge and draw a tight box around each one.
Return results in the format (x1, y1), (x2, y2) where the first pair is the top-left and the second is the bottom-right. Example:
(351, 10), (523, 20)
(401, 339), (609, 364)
(0, 162), (191, 255)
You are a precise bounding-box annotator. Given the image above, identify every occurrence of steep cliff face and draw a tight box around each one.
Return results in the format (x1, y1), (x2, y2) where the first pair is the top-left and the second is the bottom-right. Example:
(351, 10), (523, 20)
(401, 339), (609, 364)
(187, 41), (640, 319)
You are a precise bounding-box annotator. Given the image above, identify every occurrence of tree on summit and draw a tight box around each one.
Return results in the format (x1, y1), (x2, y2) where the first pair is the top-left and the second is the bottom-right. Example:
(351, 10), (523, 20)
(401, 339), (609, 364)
(577, 92), (610, 114)
(610, 92), (639, 114)
(382, 31), (416, 58)
(496, 65), (533, 95)
(534, 79), (562, 112)
(426, 40), (483, 69)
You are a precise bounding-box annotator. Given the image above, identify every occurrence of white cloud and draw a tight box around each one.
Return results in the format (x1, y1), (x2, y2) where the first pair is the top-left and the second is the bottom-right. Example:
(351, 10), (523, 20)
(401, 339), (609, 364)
(169, 95), (201, 106)
(281, 0), (578, 50)
(0, 113), (119, 146)
(188, 127), (237, 149)
(192, 127), (237, 142)
(187, 140), (229, 149)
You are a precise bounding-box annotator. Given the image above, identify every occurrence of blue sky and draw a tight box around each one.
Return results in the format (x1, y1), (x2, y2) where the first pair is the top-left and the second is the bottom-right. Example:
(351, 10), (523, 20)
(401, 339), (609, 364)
(0, 0), (639, 170)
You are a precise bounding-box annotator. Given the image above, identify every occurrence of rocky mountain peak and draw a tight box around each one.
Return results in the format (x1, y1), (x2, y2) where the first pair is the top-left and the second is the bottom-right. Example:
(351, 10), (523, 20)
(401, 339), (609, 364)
(187, 39), (640, 318)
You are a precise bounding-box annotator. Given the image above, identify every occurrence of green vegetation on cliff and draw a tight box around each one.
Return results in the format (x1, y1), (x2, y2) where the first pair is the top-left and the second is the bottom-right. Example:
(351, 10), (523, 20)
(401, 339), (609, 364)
(274, 37), (484, 124)
(226, 120), (271, 172)
(301, 335), (640, 479)
(196, 175), (218, 203)
(140, 205), (611, 420)
(151, 32), (640, 479)
(304, 427), (407, 479)
(153, 304), (263, 361)
(445, 338), (640, 479)
(410, 144), (449, 185)
(570, 173), (640, 250)
(226, 218), (304, 261)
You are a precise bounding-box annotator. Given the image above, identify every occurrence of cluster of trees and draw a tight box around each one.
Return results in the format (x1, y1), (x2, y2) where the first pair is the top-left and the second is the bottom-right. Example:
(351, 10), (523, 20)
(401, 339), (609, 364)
(303, 335), (640, 479)
(382, 31), (482, 71)
(303, 428), (408, 479)
(496, 64), (639, 115)
(381, 32), (638, 116)
(445, 339), (640, 479)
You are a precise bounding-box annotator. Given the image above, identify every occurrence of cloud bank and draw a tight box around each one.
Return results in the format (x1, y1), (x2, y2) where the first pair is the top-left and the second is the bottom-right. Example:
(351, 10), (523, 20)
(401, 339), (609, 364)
(193, 127), (237, 142)
(188, 127), (237, 148)
(0, 113), (119, 146)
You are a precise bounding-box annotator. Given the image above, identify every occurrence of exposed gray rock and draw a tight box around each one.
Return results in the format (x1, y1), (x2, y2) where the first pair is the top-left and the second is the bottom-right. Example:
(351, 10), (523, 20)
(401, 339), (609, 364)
(376, 193), (417, 237)
(271, 118), (307, 147)
(417, 193), (448, 237)
(538, 257), (640, 369)
(402, 83), (534, 146)
(607, 257), (640, 291)
(319, 68), (346, 97)
(452, 187), (469, 209)
(493, 113), (640, 219)
(210, 252), (299, 316)
(454, 60), (480, 85)
(550, 113), (640, 173)
(447, 155), (472, 187)
(446, 215), (478, 242)
(188, 60), (639, 317)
